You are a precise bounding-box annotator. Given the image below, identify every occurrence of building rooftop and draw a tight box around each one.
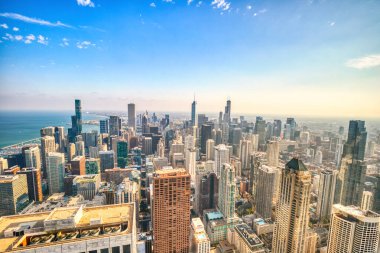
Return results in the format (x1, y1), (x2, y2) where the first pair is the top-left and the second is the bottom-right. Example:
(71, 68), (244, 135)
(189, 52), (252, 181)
(286, 158), (308, 171)
(205, 211), (224, 221)
(0, 203), (134, 252)
(333, 204), (380, 222)
(235, 223), (264, 249)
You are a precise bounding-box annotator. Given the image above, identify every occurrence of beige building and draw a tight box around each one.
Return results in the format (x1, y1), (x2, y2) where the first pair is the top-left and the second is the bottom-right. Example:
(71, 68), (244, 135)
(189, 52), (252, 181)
(191, 218), (210, 253)
(327, 204), (380, 253)
(152, 167), (191, 252)
(0, 174), (29, 216)
(0, 203), (137, 253)
(272, 158), (312, 253)
(47, 152), (65, 194)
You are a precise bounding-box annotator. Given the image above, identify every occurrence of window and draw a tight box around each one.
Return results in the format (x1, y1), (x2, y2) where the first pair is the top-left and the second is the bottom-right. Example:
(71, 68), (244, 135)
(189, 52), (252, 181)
(112, 246), (120, 253)
(101, 249), (109, 253)
(122, 245), (131, 253)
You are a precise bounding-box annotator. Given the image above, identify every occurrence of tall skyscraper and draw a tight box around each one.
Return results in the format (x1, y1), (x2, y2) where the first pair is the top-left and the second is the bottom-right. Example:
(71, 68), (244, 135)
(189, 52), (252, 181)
(99, 119), (109, 134)
(71, 156), (86, 175)
(254, 118), (266, 150)
(206, 139), (215, 161)
(0, 174), (29, 216)
(223, 99), (231, 124)
(99, 150), (115, 172)
(117, 140), (129, 168)
(336, 120), (367, 206)
(128, 103), (136, 130)
(186, 149), (197, 182)
(46, 152), (65, 194)
(218, 163), (236, 221)
(266, 140), (279, 167)
(256, 165), (277, 219)
(239, 139), (252, 171)
(54, 126), (65, 152)
(272, 158), (312, 253)
(17, 167), (43, 202)
(327, 204), (380, 253)
(142, 113), (149, 134)
(152, 167), (191, 252)
(195, 170), (219, 216)
(24, 145), (41, 171)
(214, 144), (230, 177)
(273, 119), (282, 137)
(201, 124), (212, 154)
(286, 117), (296, 140)
(142, 137), (152, 156)
(109, 115), (122, 136)
(41, 136), (56, 177)
(316, 169), (338, 222)
(191, 99), (197, 127)
(75, 140), (85, 156)
(75, 99), (82, 134)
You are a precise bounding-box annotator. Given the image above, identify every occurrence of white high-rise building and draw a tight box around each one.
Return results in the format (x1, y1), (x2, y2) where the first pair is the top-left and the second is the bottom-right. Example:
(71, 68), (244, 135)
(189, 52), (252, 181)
(190, 218), (210, 253)
(186, 149), (197, 182)
(218, 163), (236, 221)
(185, 135), (196, 150)
(206, 139), (215, 161)
(239, 139), (252, 170)
(361, 191), (374, 211)
(46, 152), (65, 194)
(157, 138), (165, 158)
(314, 150), (323, 165)
(327, 204), (380, 253)
(24, 145), (41, 171)
(41, 135), (56, 175)
(316, 169), (338, 222)
(0, 157), (8, 174)
(250, 134), (259, 151)
(266, 140), (279, 167)
(272, 158), (312, 253)
(214, 144), (230, 177)
(75, 140), (85, 156)
(299, 131), (310, 145)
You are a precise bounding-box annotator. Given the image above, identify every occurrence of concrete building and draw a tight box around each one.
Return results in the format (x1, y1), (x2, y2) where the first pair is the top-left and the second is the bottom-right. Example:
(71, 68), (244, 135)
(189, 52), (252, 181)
(186, 149), (197, 182)
(190, 218), (210, 253)
(206, 139), (215, 161)
(327, 204), (380, 253)
(214, 144), (230, 177)
(0, 157), (8, 174)
(266, 140), (279, 167)
(85, 158), (100, 175)
(194, 169), (219, 216)
(24, 146), (41, 171)
(0, 203), (137, 253)
(71, 156), (86, 175)
(152, 167), (191, 253)
(73, 174), (100, 200)
(0, 174), (29, 216)
(17, 167), (43, 202)
(41, 136), (56, 176)
(272, 158), (312, 253)
(46, 152), (65, 194)
(99, 151), (115, 173)
(75, 141), (85, 157)
(255, 165), (276, 219)
(361, 191), (373, 211)
(142, 137), (152, 156)
(239, 139), (252, 171)
(128, 103), (136, 130)
(227, 223), (265, 253)
(218, 163), (236, 222)
(316, 169), (338, 222)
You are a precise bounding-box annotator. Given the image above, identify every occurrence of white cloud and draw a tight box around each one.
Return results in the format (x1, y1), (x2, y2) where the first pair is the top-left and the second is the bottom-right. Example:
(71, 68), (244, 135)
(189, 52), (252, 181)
(13, 27), (19, 31)
(187, 0), (193, 5)
(1, 23), (8, 29)
(77, 0), (95, 7)
(15, 35), (23, 41)
(196, 1), (202, 7)
(150, 2), (156, 7)
(24, 34), (36, 44)
(76, 40), (95, 49)
(211, 0), (230, 11)
(329, 21), (335, 26)
(258, 8), (267, 14)
(5, 33), (14, 40)
(163, 0), (173, 2)
(60, 38), (69, 47)
(0, 13), (72, 28)
(246, 5), (252, 10)
(346, 55), (380, 69)
(37, 35), (48, 45)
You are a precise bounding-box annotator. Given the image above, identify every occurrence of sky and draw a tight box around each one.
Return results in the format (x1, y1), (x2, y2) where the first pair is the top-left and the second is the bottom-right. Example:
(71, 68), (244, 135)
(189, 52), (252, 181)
(0, 0), (379, 118)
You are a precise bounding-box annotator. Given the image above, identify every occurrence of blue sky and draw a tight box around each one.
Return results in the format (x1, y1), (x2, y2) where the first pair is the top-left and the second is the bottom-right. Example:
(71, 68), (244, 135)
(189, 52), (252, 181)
(0, 0), (379, 117)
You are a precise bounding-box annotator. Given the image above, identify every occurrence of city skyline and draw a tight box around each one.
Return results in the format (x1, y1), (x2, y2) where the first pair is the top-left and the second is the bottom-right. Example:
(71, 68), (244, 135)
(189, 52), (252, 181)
(0, 0), (380, 117)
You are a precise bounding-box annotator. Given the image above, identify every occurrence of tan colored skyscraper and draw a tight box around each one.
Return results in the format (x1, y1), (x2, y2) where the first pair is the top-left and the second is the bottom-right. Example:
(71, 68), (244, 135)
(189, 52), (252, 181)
(272, 158), (312, 253)
(152, 167), (191, 253)
(41, 136), (56, 176)
(327, 204), (380, 253)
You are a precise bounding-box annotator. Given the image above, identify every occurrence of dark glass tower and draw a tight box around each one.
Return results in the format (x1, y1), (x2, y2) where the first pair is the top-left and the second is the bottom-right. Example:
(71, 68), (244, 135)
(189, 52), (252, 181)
(191, 99), (196, 126)
(75, 99), (82, 134)
(200, 124), (212, 154)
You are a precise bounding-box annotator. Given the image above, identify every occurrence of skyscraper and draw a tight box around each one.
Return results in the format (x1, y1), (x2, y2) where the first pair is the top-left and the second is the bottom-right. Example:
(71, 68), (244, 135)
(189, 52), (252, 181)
(273, 119), (282, 138)
(17, 167), (43, 202)
(223, 99), (231, 124)
(195, 170), (219, 216)
(142, 137), (152, 156)
(24, 145), (41, 171)
(127, 103), (136, 130)
(327, 204), (380, 253)
(117, 140), (128, 168)
(214, 144), (230, 177)
(46, 152), (65, 194)
(0, 174), (29, 216)
(316, 169), (338, 222)
(256, 165), (277, 219)
(218, 163), (236, 221)
(286, 117), (296, 140)
(201, 124), (212, 154)
(206, 139), (215, 161)
(75, 99), (82, 134)
(109, 116), (122, 136)
(191, 99), (197, 127)
(41, 136), (56, 177)
(266, 140), (279, 167)
(336, 120), (367, 206)
(272, 158), (312, 253)
(99, 119), (109, 134)
(239, 139), (252, 171)
(254, 118), (266, 150)
(99, 150), (115, 172)
(152, 167), (191, 252)
(71, 156), (86, 175)
(186, 148), (197, 182)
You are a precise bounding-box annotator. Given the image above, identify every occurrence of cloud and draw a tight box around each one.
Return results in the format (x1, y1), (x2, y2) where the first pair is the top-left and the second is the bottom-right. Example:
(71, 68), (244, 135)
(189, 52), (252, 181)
(13, 27), (19, 31)
(4, 33), (14, 40)
(150, 2), (156, 7)
(0, 13), (72, 28)
(77, 0), (95, 7)
(346, 55), (380, 69)
(15, 35), (23, 41)
(246, 5), (252, 10)
(37, 35), (48, 45)
(1, 23), (8, 29)
(25, 34), (36, 44)
(76, 40), (95, 49)
(196, 1), (202, 7)
(163, 0), (173, 2)
(187, 0), (193, 5)
(60, 38), (69, 47)
(329, 21), (335, 26)
(211, 0), (230, 11)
